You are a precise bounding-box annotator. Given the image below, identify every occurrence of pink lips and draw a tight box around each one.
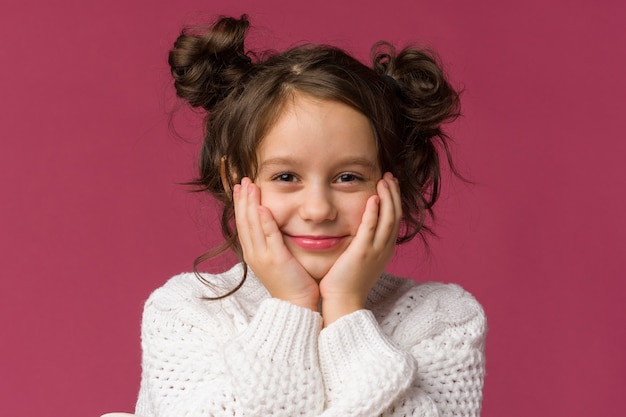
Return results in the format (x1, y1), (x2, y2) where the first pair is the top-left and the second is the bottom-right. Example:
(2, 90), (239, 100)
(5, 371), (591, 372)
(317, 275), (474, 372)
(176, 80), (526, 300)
(287, 235), (344, 250)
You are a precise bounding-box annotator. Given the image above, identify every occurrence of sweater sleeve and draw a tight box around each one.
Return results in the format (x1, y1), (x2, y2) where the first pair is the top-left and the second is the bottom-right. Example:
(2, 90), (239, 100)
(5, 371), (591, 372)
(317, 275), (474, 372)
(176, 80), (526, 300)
(135, 277), (324, 417)
(224, 298), (324, 416)
(316, 281), (486, 417)
(318, 310), (418, 417)
(381, 282), (487, 417)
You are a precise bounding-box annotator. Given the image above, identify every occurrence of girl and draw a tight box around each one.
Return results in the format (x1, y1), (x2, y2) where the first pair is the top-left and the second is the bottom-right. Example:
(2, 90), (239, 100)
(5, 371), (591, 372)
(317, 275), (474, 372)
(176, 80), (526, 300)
(136, 15), (486, 417)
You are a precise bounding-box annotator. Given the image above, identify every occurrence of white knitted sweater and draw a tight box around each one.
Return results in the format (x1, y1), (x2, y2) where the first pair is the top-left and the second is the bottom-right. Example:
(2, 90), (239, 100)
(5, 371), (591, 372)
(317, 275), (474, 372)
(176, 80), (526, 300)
(136, 263), (486, 417)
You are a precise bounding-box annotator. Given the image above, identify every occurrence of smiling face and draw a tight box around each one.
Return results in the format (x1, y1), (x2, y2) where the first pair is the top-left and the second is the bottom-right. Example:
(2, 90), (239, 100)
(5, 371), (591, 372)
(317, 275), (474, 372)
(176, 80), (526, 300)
(254, 93), (381, 279)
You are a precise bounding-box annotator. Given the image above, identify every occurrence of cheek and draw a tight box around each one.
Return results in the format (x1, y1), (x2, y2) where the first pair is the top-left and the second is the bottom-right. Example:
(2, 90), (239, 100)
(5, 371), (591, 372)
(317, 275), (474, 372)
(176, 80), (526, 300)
(341, 193), (374, 227)
(258, 189), (289, 224)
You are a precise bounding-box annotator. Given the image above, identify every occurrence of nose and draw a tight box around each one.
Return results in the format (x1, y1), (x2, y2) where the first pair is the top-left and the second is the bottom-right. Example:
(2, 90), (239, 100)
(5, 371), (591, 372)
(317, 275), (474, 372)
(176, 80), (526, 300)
(299, 185), (337, 223)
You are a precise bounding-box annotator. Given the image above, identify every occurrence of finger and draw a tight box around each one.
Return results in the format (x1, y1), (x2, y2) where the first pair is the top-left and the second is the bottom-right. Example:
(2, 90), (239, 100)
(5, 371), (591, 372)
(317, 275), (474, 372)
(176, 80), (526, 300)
(386, 172), (403, 220)
(236, 178), (268, 256)
(374, 174), (400, 244)
(234, 178), (255, 256)
(257, 206), (288, 254)
(244, 181), (268, 251)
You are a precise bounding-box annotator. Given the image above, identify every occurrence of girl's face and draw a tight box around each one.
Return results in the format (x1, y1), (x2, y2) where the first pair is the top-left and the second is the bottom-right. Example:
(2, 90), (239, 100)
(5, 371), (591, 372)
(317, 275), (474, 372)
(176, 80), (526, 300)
(254, 93), (381, 279)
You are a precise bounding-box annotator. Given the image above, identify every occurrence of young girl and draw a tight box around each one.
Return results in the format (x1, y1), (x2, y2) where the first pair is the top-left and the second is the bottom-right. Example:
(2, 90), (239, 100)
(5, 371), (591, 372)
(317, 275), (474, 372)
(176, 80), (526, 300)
(136, 15), (486, 417)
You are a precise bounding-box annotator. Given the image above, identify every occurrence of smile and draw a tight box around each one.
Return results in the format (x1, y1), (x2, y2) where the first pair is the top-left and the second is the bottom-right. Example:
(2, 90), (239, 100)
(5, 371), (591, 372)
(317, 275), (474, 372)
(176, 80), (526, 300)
(286, 235), (345, 250)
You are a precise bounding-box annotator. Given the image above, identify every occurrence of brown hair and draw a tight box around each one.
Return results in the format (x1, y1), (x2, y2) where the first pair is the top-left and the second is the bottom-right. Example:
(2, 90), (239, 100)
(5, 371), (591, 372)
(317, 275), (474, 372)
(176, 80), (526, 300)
(168, 15), (461, 296)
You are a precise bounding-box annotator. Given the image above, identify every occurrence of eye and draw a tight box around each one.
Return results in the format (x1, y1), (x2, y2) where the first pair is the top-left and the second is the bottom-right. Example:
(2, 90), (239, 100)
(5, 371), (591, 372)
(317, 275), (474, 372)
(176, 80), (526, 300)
(272, 172), (298, 182)
(336, 173), (362, 183)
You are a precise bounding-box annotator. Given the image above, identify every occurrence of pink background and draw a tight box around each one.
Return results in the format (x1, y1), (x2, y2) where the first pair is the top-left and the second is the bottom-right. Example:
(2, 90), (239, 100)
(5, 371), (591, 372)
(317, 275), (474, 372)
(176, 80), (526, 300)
(1, 1), (625, 416)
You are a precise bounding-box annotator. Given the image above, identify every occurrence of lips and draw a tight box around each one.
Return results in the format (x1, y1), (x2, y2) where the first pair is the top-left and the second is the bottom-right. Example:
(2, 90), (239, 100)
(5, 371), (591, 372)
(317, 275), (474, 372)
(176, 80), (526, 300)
(286, 235), (345, 250)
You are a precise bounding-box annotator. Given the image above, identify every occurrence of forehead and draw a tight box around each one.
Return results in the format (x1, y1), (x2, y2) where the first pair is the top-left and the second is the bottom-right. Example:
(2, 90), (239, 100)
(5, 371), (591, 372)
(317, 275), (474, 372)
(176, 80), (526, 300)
(257, 93), (379, 169)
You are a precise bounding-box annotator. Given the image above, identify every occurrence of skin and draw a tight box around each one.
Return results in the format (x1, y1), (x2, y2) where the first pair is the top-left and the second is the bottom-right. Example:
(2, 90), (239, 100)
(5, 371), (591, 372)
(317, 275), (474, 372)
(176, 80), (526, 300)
(232, 93), (402, 326)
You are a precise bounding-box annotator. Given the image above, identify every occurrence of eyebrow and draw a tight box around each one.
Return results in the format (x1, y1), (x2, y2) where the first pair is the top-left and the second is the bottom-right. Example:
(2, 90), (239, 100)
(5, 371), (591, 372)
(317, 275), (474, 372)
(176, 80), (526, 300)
(259, 156), (379, 171)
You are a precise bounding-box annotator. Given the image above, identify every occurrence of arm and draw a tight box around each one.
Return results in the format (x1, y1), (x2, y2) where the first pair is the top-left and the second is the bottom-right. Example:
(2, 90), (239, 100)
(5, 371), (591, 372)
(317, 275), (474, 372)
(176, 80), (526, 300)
(135, 279), (325, 417)
(224, 298), (324, 416)
(379, 282), (487, 417)
(317, 172), (485, 416)
(317, 310), (418, 417)
(314, 282), (486, 417)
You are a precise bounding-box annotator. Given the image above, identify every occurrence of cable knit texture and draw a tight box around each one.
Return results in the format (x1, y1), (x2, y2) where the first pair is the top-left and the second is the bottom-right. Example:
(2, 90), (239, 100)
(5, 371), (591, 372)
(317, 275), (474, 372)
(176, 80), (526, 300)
(135, 264), (486, 417)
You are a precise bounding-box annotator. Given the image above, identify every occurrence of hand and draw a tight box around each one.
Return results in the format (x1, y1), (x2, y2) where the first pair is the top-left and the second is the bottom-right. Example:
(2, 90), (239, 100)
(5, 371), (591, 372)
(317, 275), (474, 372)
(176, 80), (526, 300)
(234, 178), (320, 311)
(319, 173), (402, 326)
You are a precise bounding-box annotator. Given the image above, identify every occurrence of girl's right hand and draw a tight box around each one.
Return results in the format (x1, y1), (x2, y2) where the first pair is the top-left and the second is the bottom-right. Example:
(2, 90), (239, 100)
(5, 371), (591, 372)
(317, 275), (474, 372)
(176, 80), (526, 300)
(234, 178), (320, 311)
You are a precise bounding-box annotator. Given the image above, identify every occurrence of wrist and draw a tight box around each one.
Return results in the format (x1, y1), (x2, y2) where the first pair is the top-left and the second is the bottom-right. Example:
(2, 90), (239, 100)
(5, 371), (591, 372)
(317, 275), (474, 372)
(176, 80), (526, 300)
(274, 292), (319, 312)
(321, 296), (364, 327)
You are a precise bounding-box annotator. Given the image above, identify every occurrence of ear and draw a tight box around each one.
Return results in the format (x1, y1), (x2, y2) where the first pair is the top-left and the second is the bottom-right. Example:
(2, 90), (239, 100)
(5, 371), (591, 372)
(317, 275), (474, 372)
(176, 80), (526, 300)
(220, 156), (239, 198)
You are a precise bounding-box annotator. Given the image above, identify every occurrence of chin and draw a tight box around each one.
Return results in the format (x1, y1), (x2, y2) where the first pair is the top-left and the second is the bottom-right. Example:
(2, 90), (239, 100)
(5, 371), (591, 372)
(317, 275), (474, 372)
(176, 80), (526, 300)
(300, 261), (333, 280)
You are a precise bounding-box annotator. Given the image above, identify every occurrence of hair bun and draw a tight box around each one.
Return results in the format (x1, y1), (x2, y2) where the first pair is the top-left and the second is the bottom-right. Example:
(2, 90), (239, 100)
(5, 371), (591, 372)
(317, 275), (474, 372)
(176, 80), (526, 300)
(168, 15), (253, 110)
(372, 42), (460, 139)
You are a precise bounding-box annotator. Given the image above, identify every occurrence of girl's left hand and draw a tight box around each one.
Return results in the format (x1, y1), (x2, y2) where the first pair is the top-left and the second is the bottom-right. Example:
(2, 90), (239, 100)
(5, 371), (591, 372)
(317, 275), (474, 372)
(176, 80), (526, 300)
(319, 172), (402, 326)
